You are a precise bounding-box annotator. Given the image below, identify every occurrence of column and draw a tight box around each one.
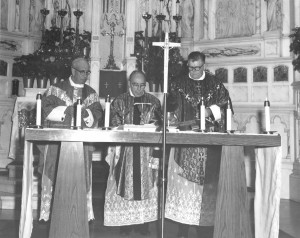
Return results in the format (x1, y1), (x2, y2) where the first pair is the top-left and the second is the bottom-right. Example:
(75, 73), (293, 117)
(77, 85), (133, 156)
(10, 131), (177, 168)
(125, 0), (137, 78)
(203, 0), (208, 40)
(89, 0), (102, 95)
(261, 0), (267, 33)
(255, 0), (261, 35)
(282, 0), (290, 35)
(295, 0), (300, 27)
(193, 0), (202, 41)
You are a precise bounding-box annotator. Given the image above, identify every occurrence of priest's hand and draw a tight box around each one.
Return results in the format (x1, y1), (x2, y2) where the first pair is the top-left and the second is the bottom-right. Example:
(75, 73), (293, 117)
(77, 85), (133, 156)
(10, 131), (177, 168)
(64, 106), (74, 124)
(205, 108), (212, 118)
(81, 108), (89, 118)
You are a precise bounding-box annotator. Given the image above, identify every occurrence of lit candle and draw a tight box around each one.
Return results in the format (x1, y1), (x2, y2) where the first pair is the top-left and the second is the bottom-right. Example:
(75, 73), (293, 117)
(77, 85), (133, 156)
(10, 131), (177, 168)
(200, 97), (205, 131)
(264, 98), (270, 132)
(105, 95), (111, 128)
(44, 0), (47, 8)
(160, 0), (163, 14)
(36, 93), (42, 126)
(77, 0), (79, 10)
(226, 100), (232, 131)
(76, 98), (82, 127)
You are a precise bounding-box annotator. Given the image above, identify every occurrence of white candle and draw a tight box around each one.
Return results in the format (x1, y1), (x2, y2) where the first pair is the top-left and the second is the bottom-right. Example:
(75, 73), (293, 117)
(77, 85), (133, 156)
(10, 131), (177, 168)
(44, 0), (47, 8)
(264, 98), (270, 132)
(226, 100), (232, 131)
(176, 0), (179, 15)
(36, 93), (42, 126)
(145, 0), (149, 13)
(105, 95), (111, 127)
(200, 97), (205, 130)
(76, 98), (82, 127)
(160, 0), (163, 14)
(77, 0), (79, 10)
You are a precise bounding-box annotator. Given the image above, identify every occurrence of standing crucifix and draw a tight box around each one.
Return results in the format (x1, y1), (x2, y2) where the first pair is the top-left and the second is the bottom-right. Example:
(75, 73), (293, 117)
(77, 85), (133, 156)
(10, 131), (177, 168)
(152, 32), (180, 238)
(101, 21), (125, 70)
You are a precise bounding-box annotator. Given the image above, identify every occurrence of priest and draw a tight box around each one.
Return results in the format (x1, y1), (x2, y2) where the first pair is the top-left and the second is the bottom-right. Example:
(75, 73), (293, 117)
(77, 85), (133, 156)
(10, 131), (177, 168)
(165, 51), (232, 238)
(103, 70), (162, 236)
(38, 57), (103, 221)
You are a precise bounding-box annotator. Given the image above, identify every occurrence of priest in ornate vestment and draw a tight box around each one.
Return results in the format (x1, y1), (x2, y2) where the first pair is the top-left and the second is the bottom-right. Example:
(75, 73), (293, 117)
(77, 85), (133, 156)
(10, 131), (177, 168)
(165, 51), (232, 238)
(103, 70), (162, 235)
(38, 57), (103, 221)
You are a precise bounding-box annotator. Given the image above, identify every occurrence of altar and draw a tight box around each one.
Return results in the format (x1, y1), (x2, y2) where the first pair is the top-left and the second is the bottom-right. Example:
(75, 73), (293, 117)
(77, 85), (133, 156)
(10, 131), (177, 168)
(19, 128), (281, 238)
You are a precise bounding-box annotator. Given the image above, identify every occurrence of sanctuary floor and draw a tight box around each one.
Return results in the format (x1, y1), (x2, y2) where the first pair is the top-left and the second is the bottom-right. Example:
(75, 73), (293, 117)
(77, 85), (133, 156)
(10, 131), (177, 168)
(0, 161), (299, 238)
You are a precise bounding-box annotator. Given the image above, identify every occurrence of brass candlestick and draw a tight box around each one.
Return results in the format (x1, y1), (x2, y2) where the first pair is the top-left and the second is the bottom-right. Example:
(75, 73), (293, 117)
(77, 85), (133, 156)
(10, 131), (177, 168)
(142, 13), (152, 58)
(40, 8), (50, 42)
(73, 9), (83, 45)
(58, 9), (68, 44)
(156, 14), (166, 41)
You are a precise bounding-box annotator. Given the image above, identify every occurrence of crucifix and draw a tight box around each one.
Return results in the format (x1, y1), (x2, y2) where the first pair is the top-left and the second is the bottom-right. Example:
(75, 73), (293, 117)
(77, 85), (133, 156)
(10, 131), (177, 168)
(152, 32), (180, 238)
(101, 21), (125, 70)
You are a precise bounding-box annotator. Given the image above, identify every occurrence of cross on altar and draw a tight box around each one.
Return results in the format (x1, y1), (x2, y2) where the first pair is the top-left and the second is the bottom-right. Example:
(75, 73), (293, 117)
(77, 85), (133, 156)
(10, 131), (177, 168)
(152, 32), (181, 238)
(104, 82), (109, 88)
(117, 81), (123, 88)
(153, 32), (181, 93)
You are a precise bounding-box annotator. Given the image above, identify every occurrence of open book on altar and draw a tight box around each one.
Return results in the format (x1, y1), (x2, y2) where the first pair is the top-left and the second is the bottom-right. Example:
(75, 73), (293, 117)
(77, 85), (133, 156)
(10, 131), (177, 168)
(117, 124), (158, 132)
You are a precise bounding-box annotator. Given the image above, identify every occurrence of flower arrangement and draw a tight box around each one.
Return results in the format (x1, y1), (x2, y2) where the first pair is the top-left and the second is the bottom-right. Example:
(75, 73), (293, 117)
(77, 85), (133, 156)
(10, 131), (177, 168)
(289, 27), (300, 72)
(14, 26), (91, 87)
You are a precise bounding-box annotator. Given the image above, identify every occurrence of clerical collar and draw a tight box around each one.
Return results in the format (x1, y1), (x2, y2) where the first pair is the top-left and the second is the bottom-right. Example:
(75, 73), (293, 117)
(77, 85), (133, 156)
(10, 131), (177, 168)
(189, 71), (205, 81)
(69, 77), (84, 88)
(129, 88), (144, 97)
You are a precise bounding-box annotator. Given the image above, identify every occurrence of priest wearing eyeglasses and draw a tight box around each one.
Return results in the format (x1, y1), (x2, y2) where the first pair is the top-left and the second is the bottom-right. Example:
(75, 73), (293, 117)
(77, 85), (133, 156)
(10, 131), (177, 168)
(165, 51), (233, 238)
(103, 70), (163, 236)
(38, 57), (103, 222)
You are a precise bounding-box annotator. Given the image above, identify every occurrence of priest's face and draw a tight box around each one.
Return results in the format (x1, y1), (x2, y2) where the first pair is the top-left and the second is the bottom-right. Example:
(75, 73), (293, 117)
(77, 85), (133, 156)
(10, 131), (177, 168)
(187, 59), (205, 80)
(71, 59), (90, 84)
(130, 73), (146, 97)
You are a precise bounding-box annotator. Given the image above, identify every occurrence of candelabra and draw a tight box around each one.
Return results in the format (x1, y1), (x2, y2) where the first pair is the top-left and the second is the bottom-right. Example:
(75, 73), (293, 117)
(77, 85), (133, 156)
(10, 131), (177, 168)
(58, 9), (68, 44)
(156, 14), (166, 42)
(40, 8), (50, 42)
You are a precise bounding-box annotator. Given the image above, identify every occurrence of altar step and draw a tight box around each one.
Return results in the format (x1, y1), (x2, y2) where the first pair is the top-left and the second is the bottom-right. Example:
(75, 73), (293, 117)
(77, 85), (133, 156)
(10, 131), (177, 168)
(0, 160), (109, 210)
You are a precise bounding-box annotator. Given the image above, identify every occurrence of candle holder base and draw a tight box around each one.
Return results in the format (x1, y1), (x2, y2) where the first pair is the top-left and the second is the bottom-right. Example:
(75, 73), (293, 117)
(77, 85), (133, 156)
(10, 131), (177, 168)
(263, 131), (277, 135)
(194, 129), (206, 133)
(102, 127), (112, 130)
(29, 125), (43, 129)
(226, 130), (235, 134)
(73, 126), (83, 130)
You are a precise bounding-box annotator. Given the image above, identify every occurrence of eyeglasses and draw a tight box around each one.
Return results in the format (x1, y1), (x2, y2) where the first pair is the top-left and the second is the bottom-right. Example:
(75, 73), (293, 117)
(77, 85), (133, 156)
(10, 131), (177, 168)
(72, 67), (91, 76)
(188, 65), (204, 72)
(131, 83), (146, 89)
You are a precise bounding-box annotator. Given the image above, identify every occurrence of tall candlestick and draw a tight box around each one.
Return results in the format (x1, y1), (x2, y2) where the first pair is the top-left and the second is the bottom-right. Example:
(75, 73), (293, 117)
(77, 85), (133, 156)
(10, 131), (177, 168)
(200, 97), (205, 131)
(226, 100), (232, 131)
(36, 93), (42, 127)
(104, 95), (111, 128)
(264, 98), (270, 132)
(76, 98), (82, 128)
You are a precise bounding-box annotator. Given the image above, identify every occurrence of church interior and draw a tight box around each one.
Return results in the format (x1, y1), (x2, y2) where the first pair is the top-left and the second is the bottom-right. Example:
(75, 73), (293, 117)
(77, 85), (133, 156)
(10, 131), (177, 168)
(1, 0), (300, 237)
